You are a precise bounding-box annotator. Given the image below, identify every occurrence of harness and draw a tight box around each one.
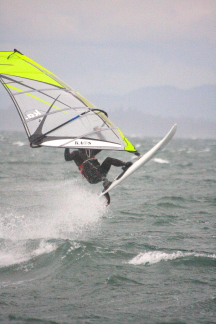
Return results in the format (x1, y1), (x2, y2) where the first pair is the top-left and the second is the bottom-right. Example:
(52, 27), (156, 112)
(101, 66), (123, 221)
(78, 158), (98, 178)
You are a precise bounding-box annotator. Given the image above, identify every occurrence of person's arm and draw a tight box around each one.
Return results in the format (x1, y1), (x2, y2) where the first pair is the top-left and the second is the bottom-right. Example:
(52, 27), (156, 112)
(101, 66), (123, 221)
(134, 151), (141, 157)
(129, 150), (141, 157)
(64, 148), (75, 161)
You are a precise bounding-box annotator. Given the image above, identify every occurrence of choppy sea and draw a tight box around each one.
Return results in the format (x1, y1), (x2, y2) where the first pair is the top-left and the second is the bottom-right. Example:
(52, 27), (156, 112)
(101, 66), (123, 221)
(0, 130), (215, 324)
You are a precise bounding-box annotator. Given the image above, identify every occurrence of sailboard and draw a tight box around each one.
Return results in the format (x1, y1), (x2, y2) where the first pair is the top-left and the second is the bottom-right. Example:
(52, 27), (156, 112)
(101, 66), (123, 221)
(0, 49), (137, 153)
(100, 124), (177, 196)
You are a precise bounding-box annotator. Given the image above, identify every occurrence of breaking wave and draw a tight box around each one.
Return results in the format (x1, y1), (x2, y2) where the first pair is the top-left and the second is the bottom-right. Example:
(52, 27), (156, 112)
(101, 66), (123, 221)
(0, 181), (107, 271)
(128, 251), (216, 265)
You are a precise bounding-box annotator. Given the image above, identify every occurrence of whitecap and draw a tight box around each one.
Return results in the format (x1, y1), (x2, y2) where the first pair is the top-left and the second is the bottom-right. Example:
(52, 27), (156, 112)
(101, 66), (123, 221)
(128, 251), (185, 265)
(31, 240), (57, 257)
(0, 250), (29, 267)
(128, 251), (216, 265)
(153, 158), (169, 164)
(12, 141), (25, 146)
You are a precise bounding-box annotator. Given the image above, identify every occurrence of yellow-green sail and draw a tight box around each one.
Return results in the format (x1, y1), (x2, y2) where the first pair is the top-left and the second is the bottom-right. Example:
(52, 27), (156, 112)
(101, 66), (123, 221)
(0, 49), (137, 152)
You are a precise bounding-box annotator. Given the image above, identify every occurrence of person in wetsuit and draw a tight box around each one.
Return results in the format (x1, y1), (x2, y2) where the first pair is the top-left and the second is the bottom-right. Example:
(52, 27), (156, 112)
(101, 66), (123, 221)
(64, 148), (134, 189)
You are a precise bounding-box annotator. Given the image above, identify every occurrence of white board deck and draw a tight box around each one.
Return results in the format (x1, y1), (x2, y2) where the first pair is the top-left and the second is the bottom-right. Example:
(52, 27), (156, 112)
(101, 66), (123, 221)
(100, 124), (177, 196)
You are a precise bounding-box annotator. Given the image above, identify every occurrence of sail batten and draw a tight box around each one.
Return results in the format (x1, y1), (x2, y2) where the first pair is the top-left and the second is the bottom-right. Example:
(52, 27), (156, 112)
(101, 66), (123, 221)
(0, 50), (137, 152)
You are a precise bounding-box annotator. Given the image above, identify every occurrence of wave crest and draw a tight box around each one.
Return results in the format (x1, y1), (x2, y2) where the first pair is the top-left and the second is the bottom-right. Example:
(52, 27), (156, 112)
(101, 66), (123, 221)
(128, 251), (216, 265)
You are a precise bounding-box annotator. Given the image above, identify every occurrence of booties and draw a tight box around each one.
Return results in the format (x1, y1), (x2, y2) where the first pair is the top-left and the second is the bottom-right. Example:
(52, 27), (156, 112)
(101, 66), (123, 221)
(122, 161), (133, 172)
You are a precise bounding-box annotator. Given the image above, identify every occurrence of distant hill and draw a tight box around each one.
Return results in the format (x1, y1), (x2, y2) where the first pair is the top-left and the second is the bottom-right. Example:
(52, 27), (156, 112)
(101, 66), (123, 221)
(0, 85), (216, 138)
(87, 85), (216, 121)
(107, 108), (216, 138)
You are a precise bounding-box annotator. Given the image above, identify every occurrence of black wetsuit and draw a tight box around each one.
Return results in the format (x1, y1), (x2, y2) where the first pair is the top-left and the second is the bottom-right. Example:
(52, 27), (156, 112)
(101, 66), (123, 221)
(64, 148), (127, 184)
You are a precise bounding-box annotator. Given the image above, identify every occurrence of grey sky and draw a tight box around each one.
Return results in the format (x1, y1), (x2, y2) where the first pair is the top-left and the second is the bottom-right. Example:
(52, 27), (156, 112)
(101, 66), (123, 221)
(1, 0), (216, 95)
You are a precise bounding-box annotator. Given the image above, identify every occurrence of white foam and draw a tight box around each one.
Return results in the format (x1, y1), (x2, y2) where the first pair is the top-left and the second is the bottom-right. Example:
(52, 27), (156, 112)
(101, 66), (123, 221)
(0, 239), (58, 268)
(153, 158), (169, 164)
(12, 141), (25, 146)
(0, 181), (107, 268)
(0, 251), (29, 267)
(135, 143), (141, 148)
(128, 251), (216, 265)
(31, 240), (57, 257)
(0, 181), (107, 241)
(199, 147), (210, 153)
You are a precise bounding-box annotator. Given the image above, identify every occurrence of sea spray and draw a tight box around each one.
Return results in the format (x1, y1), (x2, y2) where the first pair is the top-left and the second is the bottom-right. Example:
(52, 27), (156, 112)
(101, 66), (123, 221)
(0, 180), (106, 241)
(0, 181), (107, 268)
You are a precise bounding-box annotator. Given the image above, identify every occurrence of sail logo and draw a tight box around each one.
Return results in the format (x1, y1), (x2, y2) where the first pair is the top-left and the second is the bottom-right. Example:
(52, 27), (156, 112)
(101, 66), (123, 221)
(25, 109), (42, 120)
(75, 140), (92, 146)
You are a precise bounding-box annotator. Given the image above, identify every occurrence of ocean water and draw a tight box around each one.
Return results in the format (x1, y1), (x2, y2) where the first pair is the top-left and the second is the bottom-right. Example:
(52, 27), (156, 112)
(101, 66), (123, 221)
(0, 131), (215, 324)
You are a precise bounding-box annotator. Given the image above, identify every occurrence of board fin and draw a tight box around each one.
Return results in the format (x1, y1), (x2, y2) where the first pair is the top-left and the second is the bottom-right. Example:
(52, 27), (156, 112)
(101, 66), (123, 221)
(104, 192), (110, 206)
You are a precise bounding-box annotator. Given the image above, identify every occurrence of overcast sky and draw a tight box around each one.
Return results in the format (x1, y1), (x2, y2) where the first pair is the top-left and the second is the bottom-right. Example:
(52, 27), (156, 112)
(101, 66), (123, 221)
(1, 0), (216, 95)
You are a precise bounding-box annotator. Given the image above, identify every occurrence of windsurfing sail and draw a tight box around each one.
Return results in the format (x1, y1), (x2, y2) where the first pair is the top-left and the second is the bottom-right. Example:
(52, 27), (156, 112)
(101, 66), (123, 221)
(0, 49), (137, 152)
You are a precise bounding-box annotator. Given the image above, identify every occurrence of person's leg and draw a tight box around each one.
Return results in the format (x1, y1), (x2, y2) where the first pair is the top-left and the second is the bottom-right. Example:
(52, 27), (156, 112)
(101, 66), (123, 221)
(100, 157), (132, 190)
(99, 157), (126, 176)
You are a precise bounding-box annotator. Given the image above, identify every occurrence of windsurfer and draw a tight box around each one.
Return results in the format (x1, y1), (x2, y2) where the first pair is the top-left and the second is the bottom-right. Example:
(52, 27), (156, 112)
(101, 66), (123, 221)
(64, 148), (134, 189)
